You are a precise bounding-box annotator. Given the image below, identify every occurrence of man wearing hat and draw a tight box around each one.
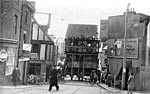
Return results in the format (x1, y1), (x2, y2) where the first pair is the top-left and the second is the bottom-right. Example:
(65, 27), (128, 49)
(49, 65), (59, 91)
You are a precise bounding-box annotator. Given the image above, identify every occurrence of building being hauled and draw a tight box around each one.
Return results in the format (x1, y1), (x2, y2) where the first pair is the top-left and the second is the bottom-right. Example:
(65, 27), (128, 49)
(64, 24), (100, 80)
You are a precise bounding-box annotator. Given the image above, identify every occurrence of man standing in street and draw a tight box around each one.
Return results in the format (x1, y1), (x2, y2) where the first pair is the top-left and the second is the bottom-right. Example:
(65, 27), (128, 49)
(11, 66), (20, 86)
(49, 65), (59, 91)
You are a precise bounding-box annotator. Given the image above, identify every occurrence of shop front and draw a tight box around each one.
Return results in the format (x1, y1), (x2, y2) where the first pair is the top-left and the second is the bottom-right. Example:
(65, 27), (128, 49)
(27, 60), (53, 84)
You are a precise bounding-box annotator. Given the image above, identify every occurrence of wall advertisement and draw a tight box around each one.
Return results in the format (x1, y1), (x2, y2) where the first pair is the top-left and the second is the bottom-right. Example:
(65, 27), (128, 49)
(108, 38), (138, 58)
(5, 48), (16, 76)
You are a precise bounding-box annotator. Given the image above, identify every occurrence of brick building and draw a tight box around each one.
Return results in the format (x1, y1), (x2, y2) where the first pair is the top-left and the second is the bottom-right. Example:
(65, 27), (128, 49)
(0, 0), (54, 85)
(0, 0), (34, 85)
(17, 1), (35, 84)
(100, 11), (150, 90)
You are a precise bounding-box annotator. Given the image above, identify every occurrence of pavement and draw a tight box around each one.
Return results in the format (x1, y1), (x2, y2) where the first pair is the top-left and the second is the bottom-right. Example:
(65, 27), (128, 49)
(97, 83), (150, 94)
(0, 85), (36, 89)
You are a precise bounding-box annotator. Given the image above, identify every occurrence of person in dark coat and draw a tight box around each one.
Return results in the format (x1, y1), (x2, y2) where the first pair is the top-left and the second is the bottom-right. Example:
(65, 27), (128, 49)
(49, 65), (59, 91)
(11, 66), (20, 86)
(90, 70), (94, 83)
(90, 70), (97, 83)
(93, 72), (98, 83)
(107, 72), (113, 87)
(97, 70), (101, 83)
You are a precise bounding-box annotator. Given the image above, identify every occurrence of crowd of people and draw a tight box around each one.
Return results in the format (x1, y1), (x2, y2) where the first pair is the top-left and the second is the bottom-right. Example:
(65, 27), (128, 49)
(89, 69), (113, 86)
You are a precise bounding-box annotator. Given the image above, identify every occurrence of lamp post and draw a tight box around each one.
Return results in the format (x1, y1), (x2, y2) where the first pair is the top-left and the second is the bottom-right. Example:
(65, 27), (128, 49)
(121, 3), (131, 90)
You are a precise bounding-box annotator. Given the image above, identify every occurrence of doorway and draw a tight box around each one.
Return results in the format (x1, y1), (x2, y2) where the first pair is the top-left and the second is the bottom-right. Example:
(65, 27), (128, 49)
(28, 63), (41, 75)
(46, 65), (51, 82)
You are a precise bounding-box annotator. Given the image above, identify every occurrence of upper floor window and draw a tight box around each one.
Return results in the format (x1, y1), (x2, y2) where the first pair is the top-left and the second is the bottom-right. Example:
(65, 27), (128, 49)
(23, 31), (27, 43)
(14, 15), (18, 35)
(24, 11), (28, 24)
(32, 44), (40, 53)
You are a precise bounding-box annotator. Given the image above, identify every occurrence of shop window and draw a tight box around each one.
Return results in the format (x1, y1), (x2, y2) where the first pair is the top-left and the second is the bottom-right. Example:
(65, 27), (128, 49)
(28, 63), (41, 75)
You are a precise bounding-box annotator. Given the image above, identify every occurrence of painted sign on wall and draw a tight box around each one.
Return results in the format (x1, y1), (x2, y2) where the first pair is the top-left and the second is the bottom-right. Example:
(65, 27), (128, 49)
(108, 38), (138, 58)
(5, 48), (16, 75)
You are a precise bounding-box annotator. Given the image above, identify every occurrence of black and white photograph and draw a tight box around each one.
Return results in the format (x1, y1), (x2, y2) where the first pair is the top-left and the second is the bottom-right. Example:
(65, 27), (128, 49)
(0, 0), (150, 94)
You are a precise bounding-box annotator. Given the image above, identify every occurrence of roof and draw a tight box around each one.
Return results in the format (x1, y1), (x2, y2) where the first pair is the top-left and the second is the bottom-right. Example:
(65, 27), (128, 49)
(66, 24), (98, 38)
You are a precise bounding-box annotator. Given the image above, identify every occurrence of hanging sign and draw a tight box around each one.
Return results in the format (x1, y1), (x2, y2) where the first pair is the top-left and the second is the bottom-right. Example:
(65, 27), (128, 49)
(23, 44), (32, 51)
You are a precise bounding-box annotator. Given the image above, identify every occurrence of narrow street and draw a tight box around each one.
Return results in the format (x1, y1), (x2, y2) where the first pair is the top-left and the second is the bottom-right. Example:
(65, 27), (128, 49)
(0, 81), (125, 94)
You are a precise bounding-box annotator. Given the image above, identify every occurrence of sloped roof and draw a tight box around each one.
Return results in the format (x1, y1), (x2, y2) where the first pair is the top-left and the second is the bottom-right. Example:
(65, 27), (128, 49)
(66, 24), (98, 38)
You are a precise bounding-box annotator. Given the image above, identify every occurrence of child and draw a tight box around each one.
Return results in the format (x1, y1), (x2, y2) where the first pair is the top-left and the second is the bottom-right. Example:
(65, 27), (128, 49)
(127, 73), (134, 94)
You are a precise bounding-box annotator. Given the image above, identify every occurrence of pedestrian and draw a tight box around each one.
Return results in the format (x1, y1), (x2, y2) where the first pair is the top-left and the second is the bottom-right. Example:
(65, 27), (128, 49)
(127, 72), (134, 94)
(49, 65), (59, 91)
(90, 71), (93, 82)
(90, 70), (95, 83)
(97, 70), (101, 83)
(107, 72), (112, 87)
(93, 72), (98, 83)
(11, 66), (20, 86)
(79, 72), (83, 81)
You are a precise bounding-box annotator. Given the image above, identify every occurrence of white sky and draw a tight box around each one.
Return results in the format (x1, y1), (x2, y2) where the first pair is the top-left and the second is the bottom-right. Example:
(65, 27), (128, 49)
(28, 0), (150, 39)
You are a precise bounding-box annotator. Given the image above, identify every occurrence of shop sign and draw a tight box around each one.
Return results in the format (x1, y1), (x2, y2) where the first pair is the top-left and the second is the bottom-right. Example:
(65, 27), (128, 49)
(23, 44), (32, 51)
(0, 50), (8, 62)
(19, 57), (30, 62)
(30, 53), (38, 59)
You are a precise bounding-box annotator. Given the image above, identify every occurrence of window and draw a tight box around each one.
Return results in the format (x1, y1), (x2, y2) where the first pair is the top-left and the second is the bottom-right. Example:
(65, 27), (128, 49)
(32, 44), (40, 53)
(24, 11), (28, 24)
(38, 28), (44, 40)
(23, 34), (26, 43)
(28, 63), (41, 75)
(32, 23), (38, 40)
(40, 44), (46, 60)
(14, 15), (18, 35)
(23, 31), (27, 43)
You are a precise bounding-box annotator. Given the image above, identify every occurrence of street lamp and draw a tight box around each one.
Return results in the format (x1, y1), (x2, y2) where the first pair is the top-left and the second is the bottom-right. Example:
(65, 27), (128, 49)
(121, 3), (131, 90)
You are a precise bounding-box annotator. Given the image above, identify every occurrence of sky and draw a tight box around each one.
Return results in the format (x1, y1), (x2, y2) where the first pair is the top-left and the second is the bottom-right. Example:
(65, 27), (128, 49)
(28, 0), (150, 40)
